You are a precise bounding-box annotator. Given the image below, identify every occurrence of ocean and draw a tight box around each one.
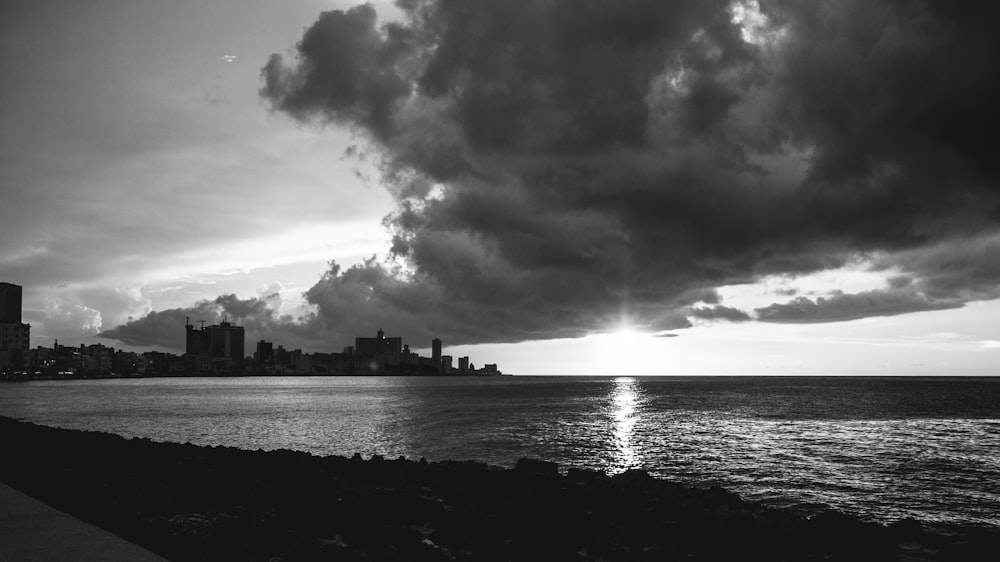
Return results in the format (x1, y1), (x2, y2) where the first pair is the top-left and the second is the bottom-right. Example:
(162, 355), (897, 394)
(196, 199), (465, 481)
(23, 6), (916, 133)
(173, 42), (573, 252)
(1, 376), (997, 528)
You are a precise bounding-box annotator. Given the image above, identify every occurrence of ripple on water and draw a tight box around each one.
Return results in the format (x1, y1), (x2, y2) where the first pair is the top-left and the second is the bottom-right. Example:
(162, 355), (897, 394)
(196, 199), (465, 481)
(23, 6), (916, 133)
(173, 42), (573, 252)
(1, 376), (999, 526)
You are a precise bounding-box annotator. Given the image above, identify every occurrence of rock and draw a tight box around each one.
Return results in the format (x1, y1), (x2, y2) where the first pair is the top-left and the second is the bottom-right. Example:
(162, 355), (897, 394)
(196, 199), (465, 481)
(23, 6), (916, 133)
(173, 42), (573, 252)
(890, 517), (924, 540)
(514, 458), (558, 477)
(566, 467), (607, 484)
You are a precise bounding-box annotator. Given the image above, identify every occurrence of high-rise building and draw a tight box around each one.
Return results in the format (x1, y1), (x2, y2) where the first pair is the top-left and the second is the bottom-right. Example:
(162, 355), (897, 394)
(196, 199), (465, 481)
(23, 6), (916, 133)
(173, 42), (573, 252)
(355, 328), (403, 357)
(206, 321), (245, 363)
(256, 340), (274, 363)
(0, 282), (30, 372)
(0, 323), (30, 354)
(184, 317), (245, 372)
(0, 282), (23, 323)
(432, 338), (442, 372)
(185, 318), (205, 356)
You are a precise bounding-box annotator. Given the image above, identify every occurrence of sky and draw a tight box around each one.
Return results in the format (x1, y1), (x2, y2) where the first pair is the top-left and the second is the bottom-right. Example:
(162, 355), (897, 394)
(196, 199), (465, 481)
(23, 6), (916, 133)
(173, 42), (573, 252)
(2, 0), (998, 375)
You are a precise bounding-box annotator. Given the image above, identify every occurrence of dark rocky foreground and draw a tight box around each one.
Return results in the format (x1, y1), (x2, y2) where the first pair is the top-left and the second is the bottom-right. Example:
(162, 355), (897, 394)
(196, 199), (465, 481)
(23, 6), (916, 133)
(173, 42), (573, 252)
(1, 416), (996, 562)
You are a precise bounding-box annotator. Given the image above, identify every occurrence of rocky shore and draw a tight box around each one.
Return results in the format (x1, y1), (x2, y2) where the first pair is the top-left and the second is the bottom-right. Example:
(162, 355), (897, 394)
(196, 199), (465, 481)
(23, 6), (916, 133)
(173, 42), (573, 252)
(1, 416), (996, 561)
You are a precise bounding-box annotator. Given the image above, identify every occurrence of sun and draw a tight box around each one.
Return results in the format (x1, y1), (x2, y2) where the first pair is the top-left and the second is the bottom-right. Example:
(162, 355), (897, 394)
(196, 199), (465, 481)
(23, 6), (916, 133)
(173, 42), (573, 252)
(586, 323), (655, 375)
(608, 324), (644, 344)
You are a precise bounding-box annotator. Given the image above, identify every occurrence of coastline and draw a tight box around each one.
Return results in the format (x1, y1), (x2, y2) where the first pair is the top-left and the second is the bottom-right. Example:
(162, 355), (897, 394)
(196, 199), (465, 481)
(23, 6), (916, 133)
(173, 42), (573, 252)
(1, 372), (512, 382)
(1, 415), (996, 561)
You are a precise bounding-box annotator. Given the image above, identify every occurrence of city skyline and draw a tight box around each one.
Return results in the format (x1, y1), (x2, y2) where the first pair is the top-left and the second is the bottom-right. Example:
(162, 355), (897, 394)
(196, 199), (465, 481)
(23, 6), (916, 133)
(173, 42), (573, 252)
(2, 297), (502, 378)
(2, 1), (999, 375)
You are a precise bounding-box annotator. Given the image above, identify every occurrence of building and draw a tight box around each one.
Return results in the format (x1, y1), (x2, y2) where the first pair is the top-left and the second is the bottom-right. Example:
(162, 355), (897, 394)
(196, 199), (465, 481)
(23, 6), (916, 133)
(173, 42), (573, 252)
(255, 340), (274, 364)
(432, 338), (442, 372)
(0, 282), (23, 323)
(355, 329), (403, 357)
(0, 282), (30, 373)
(184, 317), (245, 373)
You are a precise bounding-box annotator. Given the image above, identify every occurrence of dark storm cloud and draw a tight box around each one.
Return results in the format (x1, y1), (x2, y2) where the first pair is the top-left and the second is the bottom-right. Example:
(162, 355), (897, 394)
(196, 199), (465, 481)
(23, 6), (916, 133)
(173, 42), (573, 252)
(303, 258), (597, 345)
(99, 293), (321, 351)
(261, 4), (413, 138)
(253, 0), (1000, 345)
(881, 235), (1000, 303)
(688, 305), (751, 322)
(755, 286), (960, 324)
(752, 234), (1000, 324)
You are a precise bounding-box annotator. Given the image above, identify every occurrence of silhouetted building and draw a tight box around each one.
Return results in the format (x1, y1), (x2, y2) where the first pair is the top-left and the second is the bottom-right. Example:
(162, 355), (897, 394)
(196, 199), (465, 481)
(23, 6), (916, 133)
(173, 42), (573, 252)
(355, 328), (403, 357)
(185, 317), (204, 356)
(0, 282), (23, 323)
(184, 317), (244, 373)
(0, 322), (30, 353)
(0, 282), (30, 373)
(432, 338), (442, 372)
(458, 356), (469, 375)
(256, 340), (274, 363)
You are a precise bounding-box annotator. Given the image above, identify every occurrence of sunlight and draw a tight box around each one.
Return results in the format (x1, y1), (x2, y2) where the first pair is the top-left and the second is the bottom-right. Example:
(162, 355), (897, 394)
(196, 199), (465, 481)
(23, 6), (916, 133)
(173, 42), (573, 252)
(609, 377), (643, 472)
(146, 222), (390, 281)
(584, 324), (661, 376)
(608, 324), (644, 345)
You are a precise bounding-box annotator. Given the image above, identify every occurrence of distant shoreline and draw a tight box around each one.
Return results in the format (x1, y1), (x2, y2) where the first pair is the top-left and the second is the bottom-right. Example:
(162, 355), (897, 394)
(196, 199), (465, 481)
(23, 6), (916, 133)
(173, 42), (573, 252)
(1, 372), (511, 382)
(1, 416), (997, 561)
(8, 373), (1000, 382)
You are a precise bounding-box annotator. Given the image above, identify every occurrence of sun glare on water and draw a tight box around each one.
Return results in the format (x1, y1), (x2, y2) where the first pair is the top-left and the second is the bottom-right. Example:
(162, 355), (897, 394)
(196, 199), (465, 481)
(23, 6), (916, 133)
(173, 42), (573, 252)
(610, 376), (643, 472)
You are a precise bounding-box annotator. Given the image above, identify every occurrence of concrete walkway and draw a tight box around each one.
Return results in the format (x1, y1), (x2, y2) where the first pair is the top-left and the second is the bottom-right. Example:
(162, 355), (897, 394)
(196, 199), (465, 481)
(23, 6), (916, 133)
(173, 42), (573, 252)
(0, 482), (168, 562)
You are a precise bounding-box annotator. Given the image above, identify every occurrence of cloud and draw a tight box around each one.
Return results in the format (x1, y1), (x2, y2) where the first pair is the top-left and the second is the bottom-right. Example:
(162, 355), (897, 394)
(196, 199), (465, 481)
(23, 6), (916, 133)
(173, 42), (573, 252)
(877, 234), (1000, 304)
(98, 293), (321, 352)
(255, 1), (1000, 345)
(688, 305), (752, 322)
(32, 302), (103, 341)
(755, 287), (960, 324)
(261, 4), (413, 139)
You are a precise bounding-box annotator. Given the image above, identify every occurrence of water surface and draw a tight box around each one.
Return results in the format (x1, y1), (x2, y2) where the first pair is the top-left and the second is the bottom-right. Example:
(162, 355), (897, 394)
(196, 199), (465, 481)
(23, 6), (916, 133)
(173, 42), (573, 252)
(2, 375), (998, 526)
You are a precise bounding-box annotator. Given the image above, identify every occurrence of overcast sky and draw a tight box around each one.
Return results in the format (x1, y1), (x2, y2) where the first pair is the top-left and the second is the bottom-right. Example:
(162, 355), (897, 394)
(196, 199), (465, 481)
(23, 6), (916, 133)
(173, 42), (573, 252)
(2, 0), (998, 374)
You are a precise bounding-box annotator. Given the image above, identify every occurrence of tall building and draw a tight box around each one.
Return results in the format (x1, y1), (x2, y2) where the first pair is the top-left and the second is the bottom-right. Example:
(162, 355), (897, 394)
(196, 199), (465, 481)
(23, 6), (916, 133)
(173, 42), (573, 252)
(0, 282), (30, 372)
(0, 282), (23, 323)
(184, 317), (245, 373)
(255, 340), (274, 364)
(0, 322), (30, 356)
(206, 321), (245, 363)
(432, 338), (442, 372)
(355, 328), (403, 357)
(185, 318), (205, 356)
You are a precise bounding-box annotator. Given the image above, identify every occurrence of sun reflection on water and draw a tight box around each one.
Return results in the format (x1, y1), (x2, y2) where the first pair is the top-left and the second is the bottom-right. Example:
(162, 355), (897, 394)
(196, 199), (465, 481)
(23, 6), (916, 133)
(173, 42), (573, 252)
(610, 377), (643, 473)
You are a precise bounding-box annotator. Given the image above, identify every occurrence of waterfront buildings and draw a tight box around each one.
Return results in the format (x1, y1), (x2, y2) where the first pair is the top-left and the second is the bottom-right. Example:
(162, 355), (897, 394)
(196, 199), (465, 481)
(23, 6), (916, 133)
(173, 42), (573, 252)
(0, 283), (502, 377)
(250, 329), (497, 376)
